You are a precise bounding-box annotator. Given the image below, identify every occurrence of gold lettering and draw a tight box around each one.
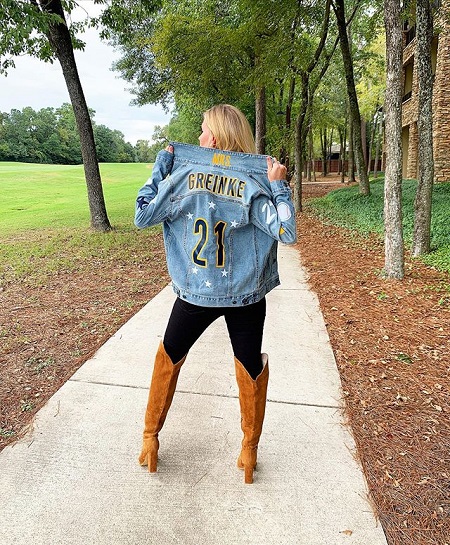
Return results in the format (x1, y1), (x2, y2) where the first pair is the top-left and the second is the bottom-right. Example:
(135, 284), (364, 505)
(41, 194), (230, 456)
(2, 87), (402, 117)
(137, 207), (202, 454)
(226, 179), (238, 197)
(195, 172), (205, 189)
(212, 153), (231, 167)
(237, 180), (246, 198)
(205, 172), (214, 191)
(187, 171), (244, 199)
(216, 176), (226, 194)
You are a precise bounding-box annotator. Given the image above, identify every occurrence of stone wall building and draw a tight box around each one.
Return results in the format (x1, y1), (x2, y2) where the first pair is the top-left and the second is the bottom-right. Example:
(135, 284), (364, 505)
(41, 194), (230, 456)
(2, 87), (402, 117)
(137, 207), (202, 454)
(402, 1), (450, 182)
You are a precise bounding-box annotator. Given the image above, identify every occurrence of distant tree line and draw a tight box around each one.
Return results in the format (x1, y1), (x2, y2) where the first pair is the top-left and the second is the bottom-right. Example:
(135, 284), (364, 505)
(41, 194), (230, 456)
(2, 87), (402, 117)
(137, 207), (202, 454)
(0, 103), (164, 164)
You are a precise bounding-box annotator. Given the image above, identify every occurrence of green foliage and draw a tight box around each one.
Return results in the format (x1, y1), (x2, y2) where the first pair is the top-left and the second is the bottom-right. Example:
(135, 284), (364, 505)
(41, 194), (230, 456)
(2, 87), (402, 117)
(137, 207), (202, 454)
(0, 0), (87, 74)
(0, 104), (136, 164)
(307, 178), (450, 273)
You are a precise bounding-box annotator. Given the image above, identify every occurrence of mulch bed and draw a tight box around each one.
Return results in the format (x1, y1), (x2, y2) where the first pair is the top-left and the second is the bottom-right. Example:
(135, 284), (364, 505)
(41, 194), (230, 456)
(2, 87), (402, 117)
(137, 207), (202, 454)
(298, 181), (449, 545)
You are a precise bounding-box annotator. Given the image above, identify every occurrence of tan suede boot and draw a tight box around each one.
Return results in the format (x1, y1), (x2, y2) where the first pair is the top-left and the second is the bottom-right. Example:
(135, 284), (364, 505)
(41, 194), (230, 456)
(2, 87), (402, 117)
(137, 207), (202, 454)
(138, 341), (186, 472)
(235, 354), (269, 484)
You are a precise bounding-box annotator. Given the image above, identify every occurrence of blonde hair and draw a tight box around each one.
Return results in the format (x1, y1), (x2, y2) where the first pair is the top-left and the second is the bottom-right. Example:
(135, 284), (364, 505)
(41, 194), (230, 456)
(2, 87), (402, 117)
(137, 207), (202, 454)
(203, 104), (256, 154)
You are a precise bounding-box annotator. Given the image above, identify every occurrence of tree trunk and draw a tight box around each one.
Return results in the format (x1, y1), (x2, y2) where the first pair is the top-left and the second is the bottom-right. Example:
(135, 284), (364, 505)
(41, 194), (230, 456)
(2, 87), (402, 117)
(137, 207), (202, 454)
(328, 128), (334, 174)
(293, 0), (331, 211)
(383, 0), (404, 279)
(333, 0), (370, 194)
(374, 112), (382, 178)
(320, 128), (327, 176)
(412, 0), (434, 256)
(361, 118), (367, 168)
(307, 125), (313, 182)
(347, 107), (355, 182)
(367, 111), (377, 175)
(279, 77), (295, 171)
(40, 0), (111, 231)
(255, 86), (266, 155)
(294, 115), (304, 212)
(339, 128), (345, 182)
(294, 77), (309, 211)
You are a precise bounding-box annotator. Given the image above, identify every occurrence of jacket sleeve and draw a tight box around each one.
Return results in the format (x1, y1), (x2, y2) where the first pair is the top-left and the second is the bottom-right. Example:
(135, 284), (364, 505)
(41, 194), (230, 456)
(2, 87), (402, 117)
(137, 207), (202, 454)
(134, 149), (174, 229)
(250, 179), (297, 244)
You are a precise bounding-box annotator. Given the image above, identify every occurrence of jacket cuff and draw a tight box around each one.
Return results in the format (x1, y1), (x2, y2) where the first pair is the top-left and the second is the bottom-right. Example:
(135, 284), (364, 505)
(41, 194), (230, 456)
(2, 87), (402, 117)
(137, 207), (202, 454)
(269, 179), (291, 195)
(156, 149), (174, 168)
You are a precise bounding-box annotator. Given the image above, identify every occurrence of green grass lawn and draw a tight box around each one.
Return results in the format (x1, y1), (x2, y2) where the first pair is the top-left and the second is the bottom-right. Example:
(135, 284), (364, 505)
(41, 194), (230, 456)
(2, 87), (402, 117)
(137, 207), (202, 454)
(0, 162), (154, 234)
(306, 178), (450, 274)
(0, 162), (160, 286)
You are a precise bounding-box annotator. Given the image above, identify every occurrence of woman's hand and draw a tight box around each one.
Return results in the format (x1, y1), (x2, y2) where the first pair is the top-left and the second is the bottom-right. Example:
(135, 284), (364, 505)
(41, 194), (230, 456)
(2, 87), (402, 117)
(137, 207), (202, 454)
(267, 156), (287, 182)
(165, 145), (174, 154)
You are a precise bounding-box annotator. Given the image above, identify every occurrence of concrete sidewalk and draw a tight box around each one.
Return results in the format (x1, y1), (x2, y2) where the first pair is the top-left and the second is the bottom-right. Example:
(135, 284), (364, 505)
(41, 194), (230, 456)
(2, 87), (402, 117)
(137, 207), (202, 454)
(0, 245), (387, 545)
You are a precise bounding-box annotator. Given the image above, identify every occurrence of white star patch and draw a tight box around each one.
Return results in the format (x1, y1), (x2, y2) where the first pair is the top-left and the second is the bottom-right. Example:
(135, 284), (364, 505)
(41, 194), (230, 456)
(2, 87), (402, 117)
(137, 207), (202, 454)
(230, 220), (239, 228)
(187, 212), (194, 220)
(221, 269), (228, 277)
(192, 267), (199, 274)
(205, 280), (212, 288)
(208, 201), (216, 209)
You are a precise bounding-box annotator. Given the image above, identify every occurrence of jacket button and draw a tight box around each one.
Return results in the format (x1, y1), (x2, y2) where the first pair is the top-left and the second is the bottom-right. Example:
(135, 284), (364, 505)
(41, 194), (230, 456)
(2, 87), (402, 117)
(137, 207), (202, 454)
(232, 301), (237, 305)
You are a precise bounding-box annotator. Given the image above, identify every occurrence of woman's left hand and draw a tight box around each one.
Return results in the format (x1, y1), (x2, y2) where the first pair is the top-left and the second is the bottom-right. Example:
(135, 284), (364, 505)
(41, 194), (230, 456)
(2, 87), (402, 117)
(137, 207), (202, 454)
(267, 156), (287, 182)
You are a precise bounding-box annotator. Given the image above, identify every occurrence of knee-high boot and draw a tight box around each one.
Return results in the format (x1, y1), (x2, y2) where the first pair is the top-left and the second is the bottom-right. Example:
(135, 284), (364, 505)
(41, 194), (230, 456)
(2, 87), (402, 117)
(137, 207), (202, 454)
(235, 354), (269, 484)
(138, 341), (186, 472)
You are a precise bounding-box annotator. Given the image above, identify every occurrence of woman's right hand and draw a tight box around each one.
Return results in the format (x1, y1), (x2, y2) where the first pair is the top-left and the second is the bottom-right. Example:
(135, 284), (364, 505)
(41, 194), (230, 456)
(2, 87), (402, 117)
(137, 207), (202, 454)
(267, 156), (287, 182)
(165, 145), (174, 154)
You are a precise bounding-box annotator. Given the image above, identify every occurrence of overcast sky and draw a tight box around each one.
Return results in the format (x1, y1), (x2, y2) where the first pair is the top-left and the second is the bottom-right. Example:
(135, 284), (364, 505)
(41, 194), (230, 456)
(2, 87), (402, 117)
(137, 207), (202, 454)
(0, 2), (171, 145)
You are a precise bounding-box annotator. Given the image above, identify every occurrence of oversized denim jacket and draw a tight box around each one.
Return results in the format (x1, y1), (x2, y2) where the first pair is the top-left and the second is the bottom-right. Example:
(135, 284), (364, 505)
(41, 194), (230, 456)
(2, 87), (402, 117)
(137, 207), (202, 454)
(135, 142), (297, 307)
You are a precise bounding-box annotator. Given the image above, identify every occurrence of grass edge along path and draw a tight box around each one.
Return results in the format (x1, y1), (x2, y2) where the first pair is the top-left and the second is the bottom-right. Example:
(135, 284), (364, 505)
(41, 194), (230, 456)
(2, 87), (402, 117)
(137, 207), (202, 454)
(306, 178), (450, 275)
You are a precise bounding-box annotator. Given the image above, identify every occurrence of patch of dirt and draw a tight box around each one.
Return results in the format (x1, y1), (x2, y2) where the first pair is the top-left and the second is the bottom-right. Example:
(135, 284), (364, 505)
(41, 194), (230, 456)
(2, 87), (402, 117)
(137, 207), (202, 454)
(1, 178), (449, 545)
(0, 235), (170, 445)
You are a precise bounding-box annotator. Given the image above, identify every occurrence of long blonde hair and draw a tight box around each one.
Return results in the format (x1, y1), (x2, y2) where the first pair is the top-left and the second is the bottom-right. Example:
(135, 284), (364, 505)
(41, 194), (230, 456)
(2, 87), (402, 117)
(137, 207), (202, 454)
(203, 104), (256, 154)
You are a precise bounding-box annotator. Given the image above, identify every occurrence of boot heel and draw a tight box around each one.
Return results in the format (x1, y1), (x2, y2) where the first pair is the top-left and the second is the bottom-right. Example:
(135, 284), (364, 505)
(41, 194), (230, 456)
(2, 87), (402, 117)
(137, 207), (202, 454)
(244, 466), (254, 484)
(139, 437), (159, 472)
(148, 450), (158, 473)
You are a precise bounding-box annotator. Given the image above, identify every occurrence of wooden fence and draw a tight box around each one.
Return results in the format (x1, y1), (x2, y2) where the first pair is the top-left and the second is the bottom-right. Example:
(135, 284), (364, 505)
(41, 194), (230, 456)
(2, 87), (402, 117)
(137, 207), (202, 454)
(311, 159), (382, 173)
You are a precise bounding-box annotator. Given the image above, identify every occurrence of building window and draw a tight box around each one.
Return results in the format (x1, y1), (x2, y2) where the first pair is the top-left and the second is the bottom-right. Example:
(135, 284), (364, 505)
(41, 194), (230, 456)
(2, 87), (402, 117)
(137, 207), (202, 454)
(404, 25), (416, 46)
(403, 60), (414, 103)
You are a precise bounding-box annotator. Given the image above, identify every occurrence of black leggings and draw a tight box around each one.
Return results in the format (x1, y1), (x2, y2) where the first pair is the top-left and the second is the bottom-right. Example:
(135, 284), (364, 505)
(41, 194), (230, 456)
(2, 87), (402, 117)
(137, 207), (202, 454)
(163, 297), (266, 379)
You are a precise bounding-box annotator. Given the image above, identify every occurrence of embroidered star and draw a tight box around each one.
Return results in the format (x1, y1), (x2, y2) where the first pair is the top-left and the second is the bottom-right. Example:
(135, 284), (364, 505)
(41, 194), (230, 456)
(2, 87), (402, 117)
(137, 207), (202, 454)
(208, 201), (216, 209)
(230, 220), (239, 228)
(192, 267), (199, 274)
(205, 280), (212, 288)
(186, 212), (194, 220)
(136, 196), (149, 210)
(221, 269), (228, 277)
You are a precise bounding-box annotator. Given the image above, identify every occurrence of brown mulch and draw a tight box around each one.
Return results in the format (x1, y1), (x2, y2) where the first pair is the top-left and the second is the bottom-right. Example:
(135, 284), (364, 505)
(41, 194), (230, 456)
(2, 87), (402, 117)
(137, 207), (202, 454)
(1, 178), (449, 545)
(299, 180), (449, 545)
(0, 238), (170, 445)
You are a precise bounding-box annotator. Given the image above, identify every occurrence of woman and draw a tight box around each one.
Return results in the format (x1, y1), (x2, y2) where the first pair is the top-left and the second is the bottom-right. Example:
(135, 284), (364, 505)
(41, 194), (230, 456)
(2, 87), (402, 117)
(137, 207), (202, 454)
(135, 104), (296, 484)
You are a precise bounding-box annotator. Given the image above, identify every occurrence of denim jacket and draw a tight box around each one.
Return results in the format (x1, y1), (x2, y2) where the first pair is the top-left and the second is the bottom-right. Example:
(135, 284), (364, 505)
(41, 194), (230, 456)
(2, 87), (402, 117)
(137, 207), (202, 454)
(135, 142), (296, 307)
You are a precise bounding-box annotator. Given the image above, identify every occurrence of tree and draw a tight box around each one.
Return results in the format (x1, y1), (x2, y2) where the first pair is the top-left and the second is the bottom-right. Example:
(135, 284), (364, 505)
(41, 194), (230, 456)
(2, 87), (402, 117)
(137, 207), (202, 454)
(291, 0), (337, 210)
(383, 0), (404, 279)
(332, 0), (370, 195)
(54, 103), (83, 164)
(1, 0), (111, 231)
(94, 125), (135, 162)
(412, 0), (434, 256)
